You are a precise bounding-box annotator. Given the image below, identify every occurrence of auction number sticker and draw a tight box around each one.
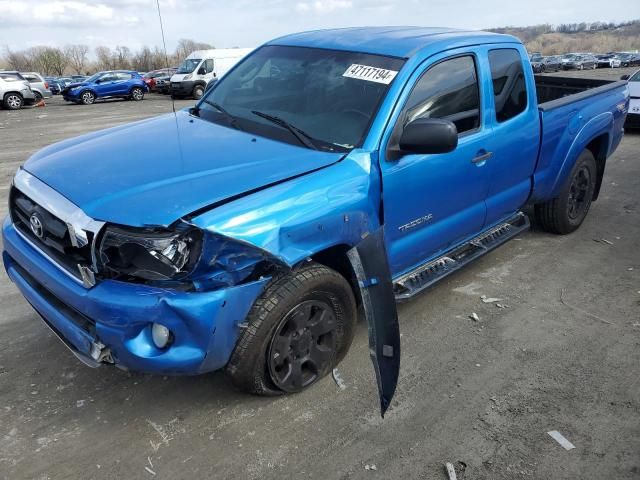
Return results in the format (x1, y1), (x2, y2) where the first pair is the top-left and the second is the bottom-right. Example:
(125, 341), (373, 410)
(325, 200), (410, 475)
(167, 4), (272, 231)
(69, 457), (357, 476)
(343, 64), (398, 84)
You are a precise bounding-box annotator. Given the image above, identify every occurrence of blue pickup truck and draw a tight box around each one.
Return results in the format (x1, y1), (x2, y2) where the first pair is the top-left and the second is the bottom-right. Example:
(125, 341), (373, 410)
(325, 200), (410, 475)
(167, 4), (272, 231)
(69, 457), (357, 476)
(3, 27), (629, 414)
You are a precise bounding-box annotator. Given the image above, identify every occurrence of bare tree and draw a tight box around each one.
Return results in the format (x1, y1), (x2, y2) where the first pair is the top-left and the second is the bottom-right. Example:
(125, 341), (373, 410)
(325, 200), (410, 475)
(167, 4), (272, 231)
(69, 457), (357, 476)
(95, 46), (115, 71)
(64, 44), (89, 74)
(114, 45), (131, 70)
(175, 39), (214, 61)
(3, 47), (32, 71)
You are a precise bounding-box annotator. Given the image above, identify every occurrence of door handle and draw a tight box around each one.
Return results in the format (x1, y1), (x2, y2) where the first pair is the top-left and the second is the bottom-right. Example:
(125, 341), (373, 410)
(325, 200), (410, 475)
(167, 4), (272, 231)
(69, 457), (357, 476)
(471, 151), (493, 164)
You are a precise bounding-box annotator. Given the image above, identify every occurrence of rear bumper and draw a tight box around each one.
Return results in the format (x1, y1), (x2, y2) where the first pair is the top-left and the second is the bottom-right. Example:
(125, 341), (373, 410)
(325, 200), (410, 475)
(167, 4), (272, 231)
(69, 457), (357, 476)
(2, 218), (267, 375)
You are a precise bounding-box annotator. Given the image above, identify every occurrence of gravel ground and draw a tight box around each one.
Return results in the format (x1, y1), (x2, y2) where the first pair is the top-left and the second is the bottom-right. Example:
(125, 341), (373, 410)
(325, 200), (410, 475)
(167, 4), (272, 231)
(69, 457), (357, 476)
(0, 67), (638, 480)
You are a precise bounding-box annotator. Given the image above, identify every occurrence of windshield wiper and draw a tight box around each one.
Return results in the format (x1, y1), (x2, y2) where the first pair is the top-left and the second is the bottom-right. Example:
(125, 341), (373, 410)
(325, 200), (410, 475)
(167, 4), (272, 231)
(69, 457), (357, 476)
(251, 110), (318, 150)
(199, 100), (242, 130)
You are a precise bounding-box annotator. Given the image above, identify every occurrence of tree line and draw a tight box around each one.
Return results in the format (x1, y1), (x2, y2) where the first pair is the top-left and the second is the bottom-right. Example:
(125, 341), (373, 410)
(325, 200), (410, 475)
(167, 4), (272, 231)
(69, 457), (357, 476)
(1, 39), (214, 76)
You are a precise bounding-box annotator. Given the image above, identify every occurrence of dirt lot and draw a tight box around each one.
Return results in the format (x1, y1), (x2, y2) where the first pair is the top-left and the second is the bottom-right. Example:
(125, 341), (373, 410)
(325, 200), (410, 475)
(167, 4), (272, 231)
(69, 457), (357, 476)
(0, 68), (638, 480)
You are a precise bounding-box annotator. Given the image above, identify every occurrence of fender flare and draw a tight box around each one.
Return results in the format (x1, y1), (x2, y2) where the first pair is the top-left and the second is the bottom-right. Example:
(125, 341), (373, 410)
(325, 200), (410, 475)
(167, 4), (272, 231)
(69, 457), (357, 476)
(547, 111), (612, 199)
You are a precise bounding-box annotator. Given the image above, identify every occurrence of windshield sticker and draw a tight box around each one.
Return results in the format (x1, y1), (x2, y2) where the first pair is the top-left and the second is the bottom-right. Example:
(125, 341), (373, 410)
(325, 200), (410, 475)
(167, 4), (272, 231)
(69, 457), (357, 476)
(343, 64), (398, 84)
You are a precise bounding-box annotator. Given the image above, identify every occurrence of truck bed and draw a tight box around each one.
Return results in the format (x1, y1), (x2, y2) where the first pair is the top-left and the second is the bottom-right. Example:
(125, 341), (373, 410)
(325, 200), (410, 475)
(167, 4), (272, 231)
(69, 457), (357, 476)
(534, 75), (622, 110)
(530, 74), (628, 204)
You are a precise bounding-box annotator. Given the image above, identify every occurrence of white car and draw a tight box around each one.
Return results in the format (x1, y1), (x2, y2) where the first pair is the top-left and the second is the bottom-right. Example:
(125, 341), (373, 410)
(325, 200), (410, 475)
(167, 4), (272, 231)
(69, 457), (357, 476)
(0, 72), (36, 109)
(625, 69), (640, 128)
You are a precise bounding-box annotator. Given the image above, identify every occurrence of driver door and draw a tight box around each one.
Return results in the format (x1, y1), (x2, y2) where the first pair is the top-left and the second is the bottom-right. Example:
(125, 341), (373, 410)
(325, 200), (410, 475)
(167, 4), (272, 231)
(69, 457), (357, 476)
(380, 52), (492, 276)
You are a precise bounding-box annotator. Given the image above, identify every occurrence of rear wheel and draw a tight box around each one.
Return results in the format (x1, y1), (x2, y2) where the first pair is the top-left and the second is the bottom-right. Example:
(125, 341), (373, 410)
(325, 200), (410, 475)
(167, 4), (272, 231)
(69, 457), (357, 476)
(227, 263), (357, 395)
(3, 93), (23, 110)
(192, 84), (204, 100)
(534, 149), (597, 234)
(130, 87), (144, 101)
(33, 91), (43, 102)
(80, 90), (95, 105)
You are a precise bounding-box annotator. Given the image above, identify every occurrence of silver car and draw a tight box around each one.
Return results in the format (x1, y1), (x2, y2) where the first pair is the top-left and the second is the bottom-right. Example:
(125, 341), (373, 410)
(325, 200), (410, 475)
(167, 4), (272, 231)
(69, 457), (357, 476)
(0, 72), (36, 109)
(21, 72), (52, 101)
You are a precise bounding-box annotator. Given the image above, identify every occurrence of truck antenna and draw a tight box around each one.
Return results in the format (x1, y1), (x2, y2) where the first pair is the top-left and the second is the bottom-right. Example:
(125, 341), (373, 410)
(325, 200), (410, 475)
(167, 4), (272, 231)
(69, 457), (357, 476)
(155, 0), (175, 114)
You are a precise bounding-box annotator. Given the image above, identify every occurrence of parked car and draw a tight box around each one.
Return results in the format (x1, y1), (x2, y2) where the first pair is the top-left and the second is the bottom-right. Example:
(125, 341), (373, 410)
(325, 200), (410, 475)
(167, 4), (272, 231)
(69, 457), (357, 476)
(562, 53), (597, 70)
(20, 72), (52, 101)
(154, 75), (172, 94)
(618, 53), (640, 67)
(0, 72), (36, 109)
(61, 70), (148, 105)
(532, 55), (562, 73)
(622, 69), (640, 128)
(170, 48), (252, 99)
(596, 54), (621, 68)
(143, 68), (177, 91)
(2, 28), (628, 410)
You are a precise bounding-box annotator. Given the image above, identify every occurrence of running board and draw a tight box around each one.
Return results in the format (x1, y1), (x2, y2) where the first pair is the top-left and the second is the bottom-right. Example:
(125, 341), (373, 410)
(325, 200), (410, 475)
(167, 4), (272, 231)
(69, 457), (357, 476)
(393, 212), (530, 301)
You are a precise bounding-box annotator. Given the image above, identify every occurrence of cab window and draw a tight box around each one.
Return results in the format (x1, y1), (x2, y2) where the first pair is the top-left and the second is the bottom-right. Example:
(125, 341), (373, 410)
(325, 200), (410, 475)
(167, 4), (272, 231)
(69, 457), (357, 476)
(399, 55), (481, 136)
(488, 49), (527, 122)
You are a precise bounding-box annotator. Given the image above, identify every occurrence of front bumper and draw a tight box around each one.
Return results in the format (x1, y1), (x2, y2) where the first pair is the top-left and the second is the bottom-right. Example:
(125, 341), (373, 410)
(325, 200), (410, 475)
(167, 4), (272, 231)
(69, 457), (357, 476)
(170, 80), (196, 96)
(2, 218), (267, 375)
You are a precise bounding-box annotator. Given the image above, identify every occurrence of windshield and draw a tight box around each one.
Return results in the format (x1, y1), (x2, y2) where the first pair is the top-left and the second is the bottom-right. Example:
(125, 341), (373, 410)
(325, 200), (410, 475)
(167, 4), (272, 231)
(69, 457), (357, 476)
(177, 58), (201, 74)
(198, 45), (404, 151)
(85, 72), (104, 83)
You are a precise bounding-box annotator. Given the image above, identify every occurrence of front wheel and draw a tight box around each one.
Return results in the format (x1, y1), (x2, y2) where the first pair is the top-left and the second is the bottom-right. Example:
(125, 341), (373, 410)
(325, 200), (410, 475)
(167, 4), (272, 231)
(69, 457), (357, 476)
(192, 84), (204, 100)
(227, 263), (357, 395)
(534, 149), (597, 234)
(80, 90), (95, 105)
(130, 87), (144, 101)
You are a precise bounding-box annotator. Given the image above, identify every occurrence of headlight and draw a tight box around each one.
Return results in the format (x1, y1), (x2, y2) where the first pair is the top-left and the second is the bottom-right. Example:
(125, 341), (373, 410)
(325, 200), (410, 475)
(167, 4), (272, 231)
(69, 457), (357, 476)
(184, 74), (192, 80)
(98, 225), (202, 281)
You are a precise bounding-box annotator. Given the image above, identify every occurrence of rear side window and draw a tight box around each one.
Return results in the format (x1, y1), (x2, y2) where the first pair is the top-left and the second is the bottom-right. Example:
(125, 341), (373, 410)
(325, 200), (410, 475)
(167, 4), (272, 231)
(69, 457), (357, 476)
(402, 55), (481, 135)
(488, 49), (527, 122)
(116, 73), (132, 80)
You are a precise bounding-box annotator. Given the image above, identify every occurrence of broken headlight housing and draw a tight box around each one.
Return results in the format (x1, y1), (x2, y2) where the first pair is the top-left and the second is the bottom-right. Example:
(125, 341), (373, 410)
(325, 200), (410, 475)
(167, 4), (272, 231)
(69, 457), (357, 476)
(97, 225), (203, 282)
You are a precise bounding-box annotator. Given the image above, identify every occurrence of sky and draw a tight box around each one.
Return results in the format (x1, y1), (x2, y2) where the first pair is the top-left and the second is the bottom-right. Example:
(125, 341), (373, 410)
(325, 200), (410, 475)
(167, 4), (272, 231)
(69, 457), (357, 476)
(0, 0), (638, 53)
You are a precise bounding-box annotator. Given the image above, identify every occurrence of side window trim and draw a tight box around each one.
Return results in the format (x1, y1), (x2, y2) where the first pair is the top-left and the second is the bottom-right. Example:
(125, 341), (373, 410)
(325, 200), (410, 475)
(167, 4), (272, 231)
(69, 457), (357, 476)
(488, 48), (528, 123)
(386, 52), (483, 156)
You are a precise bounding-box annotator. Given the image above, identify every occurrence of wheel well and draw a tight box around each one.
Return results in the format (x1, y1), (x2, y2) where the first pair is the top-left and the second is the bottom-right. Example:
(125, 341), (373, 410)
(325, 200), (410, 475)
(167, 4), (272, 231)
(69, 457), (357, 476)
(311, 244), (361, 305)
(4, 91), (23, 100)
(585, 134), (609, 201)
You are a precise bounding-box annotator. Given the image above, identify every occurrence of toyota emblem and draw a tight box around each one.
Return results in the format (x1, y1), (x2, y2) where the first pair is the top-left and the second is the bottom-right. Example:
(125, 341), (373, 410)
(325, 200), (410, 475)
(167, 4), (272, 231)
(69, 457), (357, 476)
(29, 214), (44, 239)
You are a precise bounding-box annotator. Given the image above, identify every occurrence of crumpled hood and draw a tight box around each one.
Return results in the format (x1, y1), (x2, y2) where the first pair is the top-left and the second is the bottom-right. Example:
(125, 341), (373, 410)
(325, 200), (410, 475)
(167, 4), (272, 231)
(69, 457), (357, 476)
(24, 110), (342, 227)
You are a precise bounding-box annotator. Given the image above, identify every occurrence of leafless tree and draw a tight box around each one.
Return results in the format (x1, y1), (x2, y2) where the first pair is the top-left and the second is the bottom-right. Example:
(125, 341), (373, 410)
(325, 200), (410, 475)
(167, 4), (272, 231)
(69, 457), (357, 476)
(64, 44), (89, 74)
(174, 39), (214, 61)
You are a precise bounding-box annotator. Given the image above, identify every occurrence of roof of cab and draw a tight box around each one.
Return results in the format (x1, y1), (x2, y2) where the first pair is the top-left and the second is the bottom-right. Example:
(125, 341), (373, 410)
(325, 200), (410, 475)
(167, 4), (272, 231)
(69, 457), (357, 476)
(268, 26), (520, 58)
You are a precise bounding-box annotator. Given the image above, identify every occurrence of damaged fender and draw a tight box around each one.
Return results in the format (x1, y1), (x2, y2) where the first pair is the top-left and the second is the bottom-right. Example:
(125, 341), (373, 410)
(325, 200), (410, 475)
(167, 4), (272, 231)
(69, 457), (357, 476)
(348, 228), (400, 417)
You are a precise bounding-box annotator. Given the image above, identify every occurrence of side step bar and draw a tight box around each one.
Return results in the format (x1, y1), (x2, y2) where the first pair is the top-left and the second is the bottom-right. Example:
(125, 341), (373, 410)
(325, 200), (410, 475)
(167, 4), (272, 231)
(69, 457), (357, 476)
(393, 212), (530, 301)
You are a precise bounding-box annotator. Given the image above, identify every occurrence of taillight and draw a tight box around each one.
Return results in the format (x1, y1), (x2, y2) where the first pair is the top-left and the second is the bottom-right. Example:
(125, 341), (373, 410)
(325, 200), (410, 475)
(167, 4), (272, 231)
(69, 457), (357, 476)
(45, 82), (49, 88)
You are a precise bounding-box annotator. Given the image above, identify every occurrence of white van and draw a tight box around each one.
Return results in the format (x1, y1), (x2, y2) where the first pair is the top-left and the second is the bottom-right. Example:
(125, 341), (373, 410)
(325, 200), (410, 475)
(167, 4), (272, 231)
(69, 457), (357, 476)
(170, 48), (253, 99)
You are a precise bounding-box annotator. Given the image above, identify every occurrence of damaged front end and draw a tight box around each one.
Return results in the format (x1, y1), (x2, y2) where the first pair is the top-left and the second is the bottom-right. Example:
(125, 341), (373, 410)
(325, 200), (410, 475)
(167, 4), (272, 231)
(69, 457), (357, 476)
(95, 221), (286, 293)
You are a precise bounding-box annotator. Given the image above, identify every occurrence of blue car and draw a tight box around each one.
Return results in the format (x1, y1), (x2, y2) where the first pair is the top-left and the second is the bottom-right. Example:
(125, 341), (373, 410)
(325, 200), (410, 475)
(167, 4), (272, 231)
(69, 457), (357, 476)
(61, 70), (147, 105)
(2, 27), (629, 413)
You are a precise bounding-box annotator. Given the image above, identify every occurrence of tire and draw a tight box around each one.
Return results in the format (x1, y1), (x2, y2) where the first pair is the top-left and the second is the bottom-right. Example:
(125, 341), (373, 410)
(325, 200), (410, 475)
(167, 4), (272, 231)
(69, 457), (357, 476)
(192, 84), (205, 100)
(130, 87), (144, 101)
(3, 93), (23, 110)
(80, 90), (95, 105)
(33, 91), (43, 102)
(227, 262), (357, 395)
(541, 65), (546, 73)
(579, 64), (584, 70)
(534, 149), (597, 235)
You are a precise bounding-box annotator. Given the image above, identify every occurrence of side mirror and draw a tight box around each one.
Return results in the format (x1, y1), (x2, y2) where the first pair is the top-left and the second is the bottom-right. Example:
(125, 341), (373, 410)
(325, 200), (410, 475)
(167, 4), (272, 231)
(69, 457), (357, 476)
(198, 67), (206, 75)
(399, 118), (458, 155)
(620, 74), (629, 80)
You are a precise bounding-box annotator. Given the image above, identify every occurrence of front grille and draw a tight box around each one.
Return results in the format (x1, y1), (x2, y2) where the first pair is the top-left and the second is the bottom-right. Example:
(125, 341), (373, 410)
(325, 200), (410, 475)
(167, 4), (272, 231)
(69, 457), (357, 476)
(9, 186), (93, 281)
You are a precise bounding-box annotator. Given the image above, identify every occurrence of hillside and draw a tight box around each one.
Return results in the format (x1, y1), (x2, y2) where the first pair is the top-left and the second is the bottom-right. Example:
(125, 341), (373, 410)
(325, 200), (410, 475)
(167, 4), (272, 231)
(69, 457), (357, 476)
(491, 20), (640, 54)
